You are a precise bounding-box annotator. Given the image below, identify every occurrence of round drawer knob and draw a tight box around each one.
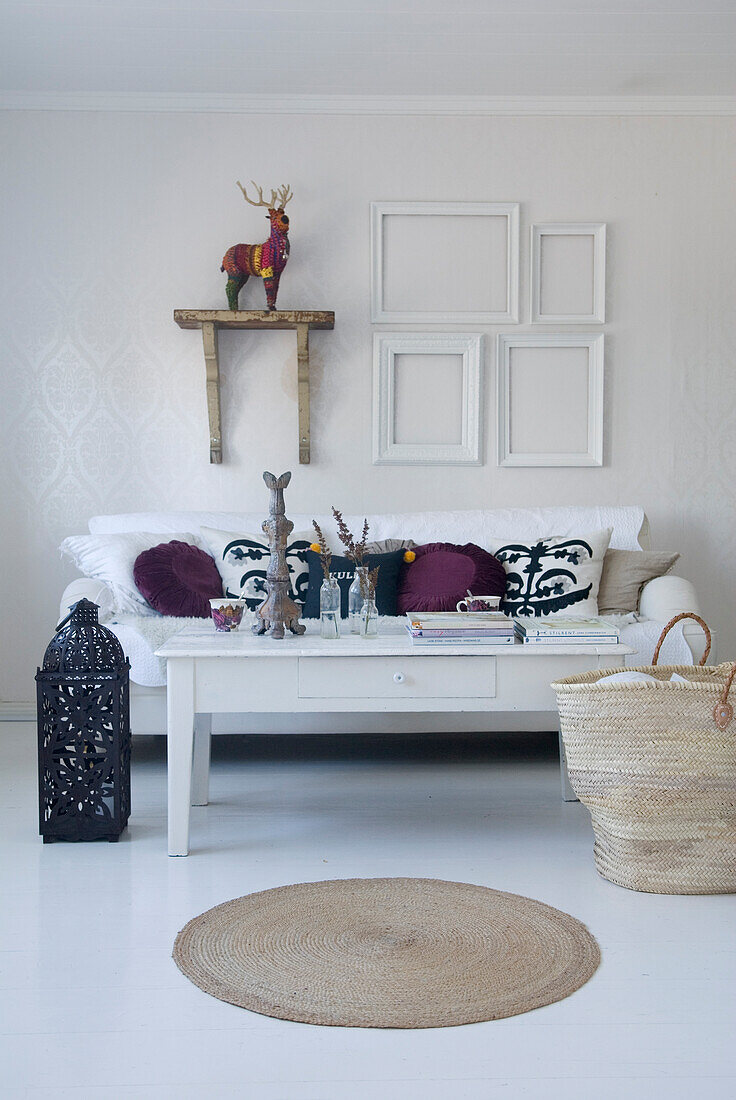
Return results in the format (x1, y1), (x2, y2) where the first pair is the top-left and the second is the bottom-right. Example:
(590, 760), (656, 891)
(393, 672), (405, 684)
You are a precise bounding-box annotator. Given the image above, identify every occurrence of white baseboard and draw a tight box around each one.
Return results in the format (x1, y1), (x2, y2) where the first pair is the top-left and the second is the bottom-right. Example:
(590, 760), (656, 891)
(0, 702), (35, 721)
(2, 92), (736, 117)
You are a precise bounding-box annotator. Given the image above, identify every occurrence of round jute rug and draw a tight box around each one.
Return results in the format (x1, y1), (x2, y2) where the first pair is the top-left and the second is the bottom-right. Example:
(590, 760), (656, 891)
(173, 878), (600, 1028)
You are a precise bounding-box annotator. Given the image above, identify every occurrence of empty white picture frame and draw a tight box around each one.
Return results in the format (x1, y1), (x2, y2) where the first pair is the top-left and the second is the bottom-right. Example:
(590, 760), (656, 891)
(530, 223), (606, 323)
(373, 332), (483, 465)
(370, 202), (520, 323)
(497, 333), (604, 467)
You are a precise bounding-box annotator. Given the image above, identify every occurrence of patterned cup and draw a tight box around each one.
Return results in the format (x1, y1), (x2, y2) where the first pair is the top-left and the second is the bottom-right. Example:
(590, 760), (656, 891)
(455, 595), (501, 613)
(210, 599), (246, 632)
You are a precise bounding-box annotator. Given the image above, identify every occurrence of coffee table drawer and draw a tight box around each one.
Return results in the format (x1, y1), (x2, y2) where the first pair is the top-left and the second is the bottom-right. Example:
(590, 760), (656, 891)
(298, 656), (496, 700)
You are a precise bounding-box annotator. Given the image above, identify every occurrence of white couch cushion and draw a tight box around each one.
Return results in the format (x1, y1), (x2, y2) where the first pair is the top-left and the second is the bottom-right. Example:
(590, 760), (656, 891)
(89, 505), (645, 551)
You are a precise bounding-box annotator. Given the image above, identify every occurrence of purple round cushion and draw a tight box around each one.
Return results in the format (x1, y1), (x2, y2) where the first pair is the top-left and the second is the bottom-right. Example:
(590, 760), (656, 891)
(396, 542), (506, 614)
(133, 541), (223, 618)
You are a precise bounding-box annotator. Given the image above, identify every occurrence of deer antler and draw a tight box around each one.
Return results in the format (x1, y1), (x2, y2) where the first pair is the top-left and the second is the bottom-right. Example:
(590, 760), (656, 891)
(275, 184), (293, 210)
(236, 180), (278, 209)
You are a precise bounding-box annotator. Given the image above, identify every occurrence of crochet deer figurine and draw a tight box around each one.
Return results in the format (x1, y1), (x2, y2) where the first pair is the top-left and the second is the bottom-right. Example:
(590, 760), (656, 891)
(221, 181), (293, 311)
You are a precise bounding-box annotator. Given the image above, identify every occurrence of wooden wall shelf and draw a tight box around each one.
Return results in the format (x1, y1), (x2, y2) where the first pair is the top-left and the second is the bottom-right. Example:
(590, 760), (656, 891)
(174, 309), (335, 464)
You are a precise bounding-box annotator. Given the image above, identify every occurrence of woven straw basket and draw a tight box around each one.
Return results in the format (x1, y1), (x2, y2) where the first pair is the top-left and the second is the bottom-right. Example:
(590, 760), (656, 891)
(552, 614), (736, 894)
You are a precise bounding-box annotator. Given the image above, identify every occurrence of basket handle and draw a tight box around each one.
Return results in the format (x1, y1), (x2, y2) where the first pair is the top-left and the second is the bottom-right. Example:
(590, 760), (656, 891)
(714, 665), (736, 731)
(652, 612), (711, 666)
(652, 613), (734, 732)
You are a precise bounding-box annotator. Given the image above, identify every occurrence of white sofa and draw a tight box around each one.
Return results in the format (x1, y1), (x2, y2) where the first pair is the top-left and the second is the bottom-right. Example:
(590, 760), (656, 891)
(60, 504), (707, 737)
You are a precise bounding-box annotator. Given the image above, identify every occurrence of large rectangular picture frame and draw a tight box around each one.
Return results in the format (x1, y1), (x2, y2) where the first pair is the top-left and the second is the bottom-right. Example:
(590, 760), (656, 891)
(497, 332), (604, 467)
(530, 222), (606, 323)
(370, 201), (520, 323)
(373, 332), (483, 465)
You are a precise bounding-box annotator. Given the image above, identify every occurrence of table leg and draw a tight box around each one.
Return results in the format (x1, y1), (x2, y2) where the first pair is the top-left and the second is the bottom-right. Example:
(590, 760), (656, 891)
(191, 713), (212, 807)
(167, 657), (195, 856)
(558, 731), (579, 802)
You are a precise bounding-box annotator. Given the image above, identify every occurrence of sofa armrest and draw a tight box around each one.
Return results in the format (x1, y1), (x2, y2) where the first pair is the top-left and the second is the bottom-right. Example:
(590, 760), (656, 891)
(639, 574), (700, 620)
(639, 575), (711, 664)
(59, 578), (115, 624)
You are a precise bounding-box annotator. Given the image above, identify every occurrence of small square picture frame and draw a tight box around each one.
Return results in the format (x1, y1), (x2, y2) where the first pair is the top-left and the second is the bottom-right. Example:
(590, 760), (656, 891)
(497, 332), (604, 467)
(530, 222), (606, 323)
(373, 332), (483, 465)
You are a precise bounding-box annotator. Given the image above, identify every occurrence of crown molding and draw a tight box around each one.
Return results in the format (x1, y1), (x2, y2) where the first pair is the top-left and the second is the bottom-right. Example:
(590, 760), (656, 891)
(2, 92), (736, 116)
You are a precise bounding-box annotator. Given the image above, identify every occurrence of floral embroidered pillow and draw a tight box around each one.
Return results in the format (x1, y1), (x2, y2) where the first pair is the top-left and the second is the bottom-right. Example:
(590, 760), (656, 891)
(487, 528), (612, 619)
(200, 526), (313, 611)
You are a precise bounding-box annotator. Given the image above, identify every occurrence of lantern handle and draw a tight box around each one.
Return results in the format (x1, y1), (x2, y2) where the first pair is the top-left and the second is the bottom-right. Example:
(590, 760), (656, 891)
(55, 608), (76, 632)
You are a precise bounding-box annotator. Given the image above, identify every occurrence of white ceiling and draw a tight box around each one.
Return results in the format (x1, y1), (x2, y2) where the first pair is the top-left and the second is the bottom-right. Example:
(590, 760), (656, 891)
(2, 0), (736, 100)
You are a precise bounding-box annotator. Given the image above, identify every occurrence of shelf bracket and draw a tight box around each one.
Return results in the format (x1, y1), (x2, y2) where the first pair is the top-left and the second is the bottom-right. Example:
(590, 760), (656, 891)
(296, 323), (310, 466)
(174, 309), (334, 465)
(201, 322), (222, 464)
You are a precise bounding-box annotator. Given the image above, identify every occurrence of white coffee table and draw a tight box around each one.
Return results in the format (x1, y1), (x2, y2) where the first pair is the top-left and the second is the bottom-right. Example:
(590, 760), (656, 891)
(157, 622), (632, 855)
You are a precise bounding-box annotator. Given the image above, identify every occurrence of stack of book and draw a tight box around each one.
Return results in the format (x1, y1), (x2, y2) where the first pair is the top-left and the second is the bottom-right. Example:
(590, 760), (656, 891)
(406, 611), (516, 646)
(514, 617), (620, 645)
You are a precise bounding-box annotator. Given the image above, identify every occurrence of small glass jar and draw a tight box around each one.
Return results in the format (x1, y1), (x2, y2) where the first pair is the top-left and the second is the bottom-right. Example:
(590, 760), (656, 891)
(360, 596), (378, 638)
(319, 576), (341, 639)
(348, 566), (367, 634)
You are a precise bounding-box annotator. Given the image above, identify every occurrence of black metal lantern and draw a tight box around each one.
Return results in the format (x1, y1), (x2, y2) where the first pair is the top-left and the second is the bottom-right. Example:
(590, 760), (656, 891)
(36, 599), (131, 843)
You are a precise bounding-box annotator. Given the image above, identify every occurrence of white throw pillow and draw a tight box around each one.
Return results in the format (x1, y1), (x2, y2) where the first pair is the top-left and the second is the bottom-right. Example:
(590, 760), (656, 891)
(60, 532), (203, 615)
(487, 528), (612, 620)
(200, 526), (313, 610)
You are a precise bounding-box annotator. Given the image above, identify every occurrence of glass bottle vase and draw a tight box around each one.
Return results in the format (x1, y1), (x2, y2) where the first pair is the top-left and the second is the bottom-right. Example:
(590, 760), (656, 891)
(348, 566), (367, 634)
(319, 576), (341, 639)
(360, 596), (378, 638)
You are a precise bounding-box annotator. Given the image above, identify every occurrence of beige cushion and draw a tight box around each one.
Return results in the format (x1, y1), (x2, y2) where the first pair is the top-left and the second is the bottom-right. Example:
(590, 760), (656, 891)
(366, 538), (416, 555)
(598, 549), (680, 615)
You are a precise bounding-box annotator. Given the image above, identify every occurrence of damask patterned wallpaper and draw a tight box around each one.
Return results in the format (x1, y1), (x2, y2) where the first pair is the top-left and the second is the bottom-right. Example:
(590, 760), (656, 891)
(1, 110), (734, 702)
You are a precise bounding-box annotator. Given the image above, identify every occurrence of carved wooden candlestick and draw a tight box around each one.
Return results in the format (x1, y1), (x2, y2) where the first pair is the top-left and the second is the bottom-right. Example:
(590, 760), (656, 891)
(253, 471), (307, 639)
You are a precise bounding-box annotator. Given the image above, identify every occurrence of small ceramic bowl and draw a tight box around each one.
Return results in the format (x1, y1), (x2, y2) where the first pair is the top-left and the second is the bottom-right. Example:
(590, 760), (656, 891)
(209, 598), (246, 632)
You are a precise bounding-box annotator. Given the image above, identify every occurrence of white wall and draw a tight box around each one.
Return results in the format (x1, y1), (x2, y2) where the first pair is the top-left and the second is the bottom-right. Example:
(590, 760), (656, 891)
(1, 110), (734, 702)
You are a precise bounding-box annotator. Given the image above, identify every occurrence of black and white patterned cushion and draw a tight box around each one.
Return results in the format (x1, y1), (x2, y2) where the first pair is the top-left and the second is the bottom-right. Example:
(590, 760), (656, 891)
(200, 526), (312, 610)
(488, 528), (612, 619)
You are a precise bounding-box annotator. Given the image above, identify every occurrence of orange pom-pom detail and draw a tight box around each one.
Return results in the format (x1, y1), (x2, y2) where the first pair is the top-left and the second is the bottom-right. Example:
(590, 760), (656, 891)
(310, 542), (322, 553)
(403, 550), (416, 563)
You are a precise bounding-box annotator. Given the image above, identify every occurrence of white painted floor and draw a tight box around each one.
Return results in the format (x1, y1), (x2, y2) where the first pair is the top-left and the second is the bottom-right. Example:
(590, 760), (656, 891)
(1, 722), (735, 1099)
